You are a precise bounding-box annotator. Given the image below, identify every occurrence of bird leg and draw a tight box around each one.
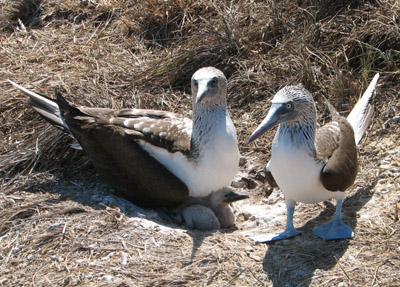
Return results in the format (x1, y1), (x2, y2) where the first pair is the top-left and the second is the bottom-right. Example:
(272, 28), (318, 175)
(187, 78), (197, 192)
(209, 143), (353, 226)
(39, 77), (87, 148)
(312, 199), (354, 240)
(250, 199), (302, 242)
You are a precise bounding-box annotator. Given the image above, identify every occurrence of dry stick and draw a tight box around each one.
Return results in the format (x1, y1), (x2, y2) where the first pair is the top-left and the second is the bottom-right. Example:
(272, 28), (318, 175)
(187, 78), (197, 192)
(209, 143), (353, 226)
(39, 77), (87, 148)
(246, 267), (268, 286)
(334, 256), (352, 283)
(370, 264), (381, 287)
(61, 222), (68, 244)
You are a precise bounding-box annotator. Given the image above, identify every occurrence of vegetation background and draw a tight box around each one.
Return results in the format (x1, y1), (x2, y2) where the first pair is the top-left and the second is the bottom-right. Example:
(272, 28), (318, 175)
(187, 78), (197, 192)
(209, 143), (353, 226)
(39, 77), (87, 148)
(0, 0), (399, 286)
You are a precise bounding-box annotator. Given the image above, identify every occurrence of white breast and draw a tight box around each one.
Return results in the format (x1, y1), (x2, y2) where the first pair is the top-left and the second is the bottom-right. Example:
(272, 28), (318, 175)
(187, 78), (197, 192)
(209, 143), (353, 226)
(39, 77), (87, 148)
(269, 134), (345, 203)
(138, 115), (239, 197)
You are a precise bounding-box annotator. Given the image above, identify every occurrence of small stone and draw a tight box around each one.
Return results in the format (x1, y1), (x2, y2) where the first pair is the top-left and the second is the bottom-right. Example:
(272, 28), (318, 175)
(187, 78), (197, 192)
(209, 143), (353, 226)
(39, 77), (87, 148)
(242, 212), (251, 220)
(101, 252), (115, 261)
(249, 254), (262, 262)
(240, 177), (258, 189)
(245, 246), (254, 252)
(376, 188), (390, 195)
(103, 275), (114, 281)
(231, 180), (246, 188)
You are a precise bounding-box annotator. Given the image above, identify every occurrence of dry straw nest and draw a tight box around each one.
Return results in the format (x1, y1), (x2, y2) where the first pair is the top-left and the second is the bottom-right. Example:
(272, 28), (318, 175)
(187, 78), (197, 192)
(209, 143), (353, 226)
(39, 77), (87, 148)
(0, 0), (399, 286)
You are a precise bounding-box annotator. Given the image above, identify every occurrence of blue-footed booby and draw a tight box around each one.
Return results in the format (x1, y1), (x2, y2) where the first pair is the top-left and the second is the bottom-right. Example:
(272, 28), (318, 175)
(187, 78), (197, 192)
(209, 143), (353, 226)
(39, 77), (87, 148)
(8, 67), (240, 208)
(248, 73), (379, 241)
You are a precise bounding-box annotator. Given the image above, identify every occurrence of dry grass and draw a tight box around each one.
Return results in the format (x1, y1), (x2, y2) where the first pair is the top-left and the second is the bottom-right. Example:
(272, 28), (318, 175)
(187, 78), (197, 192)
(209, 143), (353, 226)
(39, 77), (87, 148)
(1, 0), (399, 286)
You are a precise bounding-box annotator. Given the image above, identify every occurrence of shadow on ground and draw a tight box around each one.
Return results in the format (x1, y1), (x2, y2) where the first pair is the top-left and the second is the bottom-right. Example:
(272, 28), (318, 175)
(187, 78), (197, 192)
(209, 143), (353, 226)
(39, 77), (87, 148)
(6, 169), (236, 260)
(262, 182), (376, 287)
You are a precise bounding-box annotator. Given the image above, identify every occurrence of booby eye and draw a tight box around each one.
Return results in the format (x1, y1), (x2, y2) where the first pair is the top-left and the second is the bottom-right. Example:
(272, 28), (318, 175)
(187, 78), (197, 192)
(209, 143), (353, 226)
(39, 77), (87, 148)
(286, 102), (293, 110)
(193, 79), (198, 88)
(209, 77), (218, 87)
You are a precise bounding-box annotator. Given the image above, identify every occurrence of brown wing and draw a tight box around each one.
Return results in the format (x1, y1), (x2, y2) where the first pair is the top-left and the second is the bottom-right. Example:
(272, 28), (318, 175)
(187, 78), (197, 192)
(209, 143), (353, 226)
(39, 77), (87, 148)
(316, 115), (358, 192)
(81, 107), (192, 155)
(56, 95), (190, 207)
(265, 164), (278, 188)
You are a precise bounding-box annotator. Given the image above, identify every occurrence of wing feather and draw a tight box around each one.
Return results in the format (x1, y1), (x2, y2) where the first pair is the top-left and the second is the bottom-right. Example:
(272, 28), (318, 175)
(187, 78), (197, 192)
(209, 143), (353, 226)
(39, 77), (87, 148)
(67, 107), (192, 154)
(317, 115), (358, 192)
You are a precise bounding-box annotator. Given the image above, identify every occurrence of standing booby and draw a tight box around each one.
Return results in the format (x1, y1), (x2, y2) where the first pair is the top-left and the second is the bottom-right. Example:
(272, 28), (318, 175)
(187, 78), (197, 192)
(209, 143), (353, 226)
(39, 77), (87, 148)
(248, 74), (379, 241)
(8, 67), (240, 208)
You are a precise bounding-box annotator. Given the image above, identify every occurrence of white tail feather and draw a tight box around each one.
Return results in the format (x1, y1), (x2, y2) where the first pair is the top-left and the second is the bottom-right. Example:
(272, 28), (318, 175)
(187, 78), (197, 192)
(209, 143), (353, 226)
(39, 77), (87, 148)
(7, 79), (70, 132)
(8, 80), (58, 112)
(347, 73), (379, 146)
(8, 79), (83, 149)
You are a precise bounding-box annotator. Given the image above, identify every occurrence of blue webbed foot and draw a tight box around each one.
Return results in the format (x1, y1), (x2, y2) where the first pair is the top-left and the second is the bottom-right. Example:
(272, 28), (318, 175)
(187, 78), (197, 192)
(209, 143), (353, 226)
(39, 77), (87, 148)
(250, 229), (302, 242)
(312, 220), (354, 240)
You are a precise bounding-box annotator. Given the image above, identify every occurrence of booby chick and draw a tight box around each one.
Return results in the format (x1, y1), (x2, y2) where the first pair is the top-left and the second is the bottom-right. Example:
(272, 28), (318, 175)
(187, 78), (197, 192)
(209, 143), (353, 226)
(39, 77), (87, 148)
(174, 188), (249, 230)
(181, 205), (220, 230)
(8, 67), (240, 208)
(248, 74), (379, 241)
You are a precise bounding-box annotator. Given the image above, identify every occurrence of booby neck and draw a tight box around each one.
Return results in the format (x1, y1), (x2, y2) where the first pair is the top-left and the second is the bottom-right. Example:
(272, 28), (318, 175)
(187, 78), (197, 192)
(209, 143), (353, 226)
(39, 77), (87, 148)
(189, 68), (231, 156)
(274, 97), (318, 157)
(277, 121), (315, 149)
(191, 105), (230, 155)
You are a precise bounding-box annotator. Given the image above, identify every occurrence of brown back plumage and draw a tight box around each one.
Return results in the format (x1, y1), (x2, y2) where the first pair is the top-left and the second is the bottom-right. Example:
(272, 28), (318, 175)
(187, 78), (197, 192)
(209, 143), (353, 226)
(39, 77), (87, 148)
(54, 91), (190, 207)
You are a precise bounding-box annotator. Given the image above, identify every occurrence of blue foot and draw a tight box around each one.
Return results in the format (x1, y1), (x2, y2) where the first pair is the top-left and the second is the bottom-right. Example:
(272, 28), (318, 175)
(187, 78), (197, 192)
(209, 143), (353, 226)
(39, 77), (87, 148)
(250, 229), (302, 242)
(312, 220), (354, 240)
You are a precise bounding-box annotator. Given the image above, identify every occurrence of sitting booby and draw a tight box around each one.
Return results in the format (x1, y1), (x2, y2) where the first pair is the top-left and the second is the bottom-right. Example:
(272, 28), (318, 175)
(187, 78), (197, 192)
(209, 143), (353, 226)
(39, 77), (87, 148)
(174, 188), (249, 230)
(8, 67), (240, 208)
(248, 73), (379, 241)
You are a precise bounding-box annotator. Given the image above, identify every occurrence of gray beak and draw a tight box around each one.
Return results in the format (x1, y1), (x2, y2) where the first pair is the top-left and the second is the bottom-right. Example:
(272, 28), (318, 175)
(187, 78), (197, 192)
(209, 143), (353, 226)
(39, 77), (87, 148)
(248, 103), (295, 143)
(224, 191), (249, 203)
(196, 84), (209, 104)
(195, 78), (219, 104)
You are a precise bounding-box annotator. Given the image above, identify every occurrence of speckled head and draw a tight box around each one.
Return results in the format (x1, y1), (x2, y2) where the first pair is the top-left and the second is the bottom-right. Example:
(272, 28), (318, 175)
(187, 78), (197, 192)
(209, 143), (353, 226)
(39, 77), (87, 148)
(191, 67), (228, 107)
(272, 84), (316, 122)
(210, 187), (249, 206)
(249, 84), (317, 143)
(272, 84), (312, 103)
